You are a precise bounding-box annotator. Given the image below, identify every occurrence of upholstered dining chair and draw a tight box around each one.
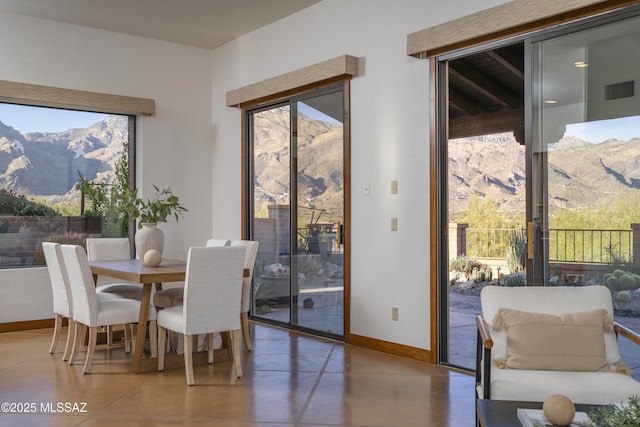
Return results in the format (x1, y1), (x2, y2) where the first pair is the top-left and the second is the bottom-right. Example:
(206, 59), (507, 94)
(86, 237), (147, 352)
(43, 242), (76, 361)
(152, 238), (231, 353)
(152, 238), (230, 310)
(229, 240), (259, 351)
(86, 238), (143, 300)
(157, 246), (245, 385)
(61, 244), (157, 374)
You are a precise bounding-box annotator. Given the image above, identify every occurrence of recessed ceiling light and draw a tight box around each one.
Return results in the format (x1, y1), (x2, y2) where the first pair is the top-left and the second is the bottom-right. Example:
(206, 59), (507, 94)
(574, 61), (588, 68)
(545, 100), (558, 104)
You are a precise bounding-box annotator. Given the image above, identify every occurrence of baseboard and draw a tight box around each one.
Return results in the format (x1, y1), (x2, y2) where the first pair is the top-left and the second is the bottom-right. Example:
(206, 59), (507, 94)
(347, 333), (434, 363)
(0, 318), (58, 333)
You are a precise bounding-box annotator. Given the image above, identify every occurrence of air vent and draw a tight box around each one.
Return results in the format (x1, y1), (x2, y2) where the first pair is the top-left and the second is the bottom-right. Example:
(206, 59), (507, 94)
(605, 80), (635, 101)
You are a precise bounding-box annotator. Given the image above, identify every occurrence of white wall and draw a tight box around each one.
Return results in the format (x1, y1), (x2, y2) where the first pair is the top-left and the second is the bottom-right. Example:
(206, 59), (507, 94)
(0, 13), (214, 322)
(211, 0), (508, 350)
(0, 0), (512, 350)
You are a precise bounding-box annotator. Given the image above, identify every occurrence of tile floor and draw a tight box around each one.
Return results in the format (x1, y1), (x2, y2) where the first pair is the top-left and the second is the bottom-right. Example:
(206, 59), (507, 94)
(0, 323), (476, 427)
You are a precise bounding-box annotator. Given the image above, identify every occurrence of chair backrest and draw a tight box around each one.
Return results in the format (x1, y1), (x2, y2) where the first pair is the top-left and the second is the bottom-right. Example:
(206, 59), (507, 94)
(86, 238), (130, 260)
(229, 240), (260, 312)
(86, 238), (131, 286)
(182, 246), (245, 336)
(42, 242), (72, 318)
(205, 239), (231, 247)
(60, 244), (99, 326)
(480, 285), (621, 365)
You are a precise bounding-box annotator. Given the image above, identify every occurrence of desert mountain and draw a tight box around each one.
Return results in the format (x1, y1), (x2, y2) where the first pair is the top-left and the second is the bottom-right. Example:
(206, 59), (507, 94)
(0, 116), (128, 203)
(448, 133), (640, 214)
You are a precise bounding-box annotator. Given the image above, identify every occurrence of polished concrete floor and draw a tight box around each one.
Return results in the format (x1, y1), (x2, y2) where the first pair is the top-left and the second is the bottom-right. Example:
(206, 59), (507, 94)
(0, 323), (476, 427)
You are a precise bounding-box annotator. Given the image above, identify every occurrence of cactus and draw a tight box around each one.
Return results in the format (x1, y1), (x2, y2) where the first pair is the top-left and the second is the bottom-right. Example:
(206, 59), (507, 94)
(619, 274), (636, 290)
(616, 290), (632, 302)
(612, 269), (626, 278)
(606, 275), (620, 290)
(506, 228), (527, 274)
(506, 275), (526, 287)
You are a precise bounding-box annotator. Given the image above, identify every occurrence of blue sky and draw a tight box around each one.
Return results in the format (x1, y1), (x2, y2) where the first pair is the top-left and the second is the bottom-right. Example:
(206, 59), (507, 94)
(0, 104), (107, 134)
(565, 115), (640, 143)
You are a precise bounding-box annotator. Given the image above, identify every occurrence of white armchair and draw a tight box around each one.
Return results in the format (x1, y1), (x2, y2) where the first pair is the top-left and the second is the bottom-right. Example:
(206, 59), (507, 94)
(476, 285), (640, 405)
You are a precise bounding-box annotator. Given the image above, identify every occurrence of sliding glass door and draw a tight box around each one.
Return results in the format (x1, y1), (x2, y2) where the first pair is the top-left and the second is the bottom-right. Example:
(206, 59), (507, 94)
(439, 7), (640, 373)
(247, 84), (346, 339)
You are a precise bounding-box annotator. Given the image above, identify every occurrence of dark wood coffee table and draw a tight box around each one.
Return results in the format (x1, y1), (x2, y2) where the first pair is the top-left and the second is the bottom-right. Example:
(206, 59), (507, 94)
(476, 399), (603, 427)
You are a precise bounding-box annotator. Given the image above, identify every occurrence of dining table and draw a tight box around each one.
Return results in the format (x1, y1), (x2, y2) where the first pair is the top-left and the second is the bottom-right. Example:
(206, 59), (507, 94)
(89, 258), (249, 374)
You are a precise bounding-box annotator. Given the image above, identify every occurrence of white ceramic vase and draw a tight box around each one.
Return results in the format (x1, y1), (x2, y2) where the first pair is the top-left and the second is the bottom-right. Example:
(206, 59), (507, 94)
(135, 223), (164, 260)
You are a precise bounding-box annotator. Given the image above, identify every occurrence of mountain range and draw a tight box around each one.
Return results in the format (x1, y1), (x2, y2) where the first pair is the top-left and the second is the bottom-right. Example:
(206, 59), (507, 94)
(448, 133), (640, 214)
(2, 111), (637, 219)
(0, 116), (128, 205)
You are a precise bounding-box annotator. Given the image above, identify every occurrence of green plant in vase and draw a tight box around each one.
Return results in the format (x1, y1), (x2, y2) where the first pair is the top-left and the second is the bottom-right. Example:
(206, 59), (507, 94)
(121, 185), (187, 260)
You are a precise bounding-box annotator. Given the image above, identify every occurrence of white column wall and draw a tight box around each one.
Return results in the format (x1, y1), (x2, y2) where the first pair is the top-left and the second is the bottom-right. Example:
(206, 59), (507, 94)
(211, 0), (507, 349)
(0, 13), (213, 322)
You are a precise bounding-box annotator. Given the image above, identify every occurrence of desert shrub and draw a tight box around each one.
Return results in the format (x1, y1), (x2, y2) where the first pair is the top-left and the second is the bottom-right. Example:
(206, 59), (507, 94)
(449, 256), (482, 276)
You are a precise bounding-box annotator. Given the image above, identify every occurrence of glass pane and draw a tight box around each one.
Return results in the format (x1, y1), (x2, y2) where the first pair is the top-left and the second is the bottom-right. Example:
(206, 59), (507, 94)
(251, 105), (291, 324)
(293, 93), (344, 336)
(0, 104), (131, 268)
(532, 14), (640, 377)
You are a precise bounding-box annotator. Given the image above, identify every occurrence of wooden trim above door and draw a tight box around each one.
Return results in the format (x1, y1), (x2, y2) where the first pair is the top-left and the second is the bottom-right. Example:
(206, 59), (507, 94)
(407, 0), (639, 58)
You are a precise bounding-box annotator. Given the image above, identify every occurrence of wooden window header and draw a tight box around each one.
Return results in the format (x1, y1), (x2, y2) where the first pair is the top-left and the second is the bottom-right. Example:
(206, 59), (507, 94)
(0, 80), (155, 116)
(407, 0), (638, 58)
(226, 54), (358, 107)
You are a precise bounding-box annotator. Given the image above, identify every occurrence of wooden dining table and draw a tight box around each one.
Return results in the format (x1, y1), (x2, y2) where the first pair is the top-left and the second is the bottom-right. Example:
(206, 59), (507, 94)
(89, 258), (249, 374)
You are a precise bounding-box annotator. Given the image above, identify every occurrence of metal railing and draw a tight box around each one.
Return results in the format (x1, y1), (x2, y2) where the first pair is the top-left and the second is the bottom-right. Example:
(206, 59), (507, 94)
(548, 228), (632, 264)
(466, 228), (515, 259)
(465, 227), (633, 264)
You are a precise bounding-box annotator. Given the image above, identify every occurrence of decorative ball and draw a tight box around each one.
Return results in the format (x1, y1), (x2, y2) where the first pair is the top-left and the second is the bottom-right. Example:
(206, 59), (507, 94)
(143, 249), (162, 267)
(543, 394), (575, 426)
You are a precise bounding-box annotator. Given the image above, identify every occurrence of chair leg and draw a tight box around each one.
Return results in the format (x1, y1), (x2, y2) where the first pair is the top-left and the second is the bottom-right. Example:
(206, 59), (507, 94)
(183, 334), (195, 385)
(241, 311), (252, 351)
(207, 333), (214, 363)
(124, 324), (131, 353)
(230, 329), (243, 378)
(83, 327), (98, 374)
(69, 324), (84, 365)
(49, 313), (63, 354)
(157, 325), (166, 371)
(63, 320), (75, 361)
(149, 321), (158, 358)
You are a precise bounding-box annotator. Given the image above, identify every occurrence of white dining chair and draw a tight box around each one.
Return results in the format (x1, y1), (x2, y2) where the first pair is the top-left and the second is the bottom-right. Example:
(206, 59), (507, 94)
(86, 237), (146, 352)
(153, 238), (230, 310)
(157, 246), (245, 385)
(86, 238), (143, 300)
(153, 238), (231, 353)
(61, 244), (157, 374)
(229, 240), (259, 351)
(42, 242), (75, 361)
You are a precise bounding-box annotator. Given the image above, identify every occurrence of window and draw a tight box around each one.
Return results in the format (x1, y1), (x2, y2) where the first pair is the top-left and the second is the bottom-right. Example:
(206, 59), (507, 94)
(0, 103), (134, 268)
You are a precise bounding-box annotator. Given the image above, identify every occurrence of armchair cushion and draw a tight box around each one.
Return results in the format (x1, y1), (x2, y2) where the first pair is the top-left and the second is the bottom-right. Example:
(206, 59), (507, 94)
(481, 285), (622, 365)
(492, 308), (610, 371)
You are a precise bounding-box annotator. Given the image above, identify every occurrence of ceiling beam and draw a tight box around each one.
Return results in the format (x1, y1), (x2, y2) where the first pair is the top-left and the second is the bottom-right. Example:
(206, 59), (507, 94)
(449, 61), (521, 108)
(449, 108), (524, 143)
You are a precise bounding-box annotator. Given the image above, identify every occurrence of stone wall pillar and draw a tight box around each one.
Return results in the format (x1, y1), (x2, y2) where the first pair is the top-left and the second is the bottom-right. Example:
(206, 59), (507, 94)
(449, 222), (468, 261)
(632, 223), (640, 266)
